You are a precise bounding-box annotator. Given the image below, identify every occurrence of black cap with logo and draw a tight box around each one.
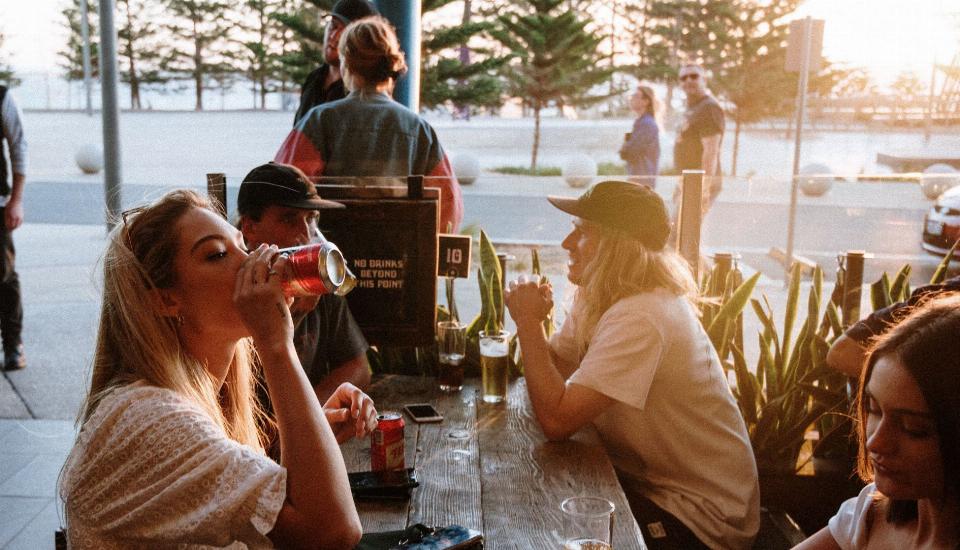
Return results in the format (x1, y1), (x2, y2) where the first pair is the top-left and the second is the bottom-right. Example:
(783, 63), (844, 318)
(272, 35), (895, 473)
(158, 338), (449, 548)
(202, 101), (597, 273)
(547, 181), (671, 250)
(238, 162), (344, 215)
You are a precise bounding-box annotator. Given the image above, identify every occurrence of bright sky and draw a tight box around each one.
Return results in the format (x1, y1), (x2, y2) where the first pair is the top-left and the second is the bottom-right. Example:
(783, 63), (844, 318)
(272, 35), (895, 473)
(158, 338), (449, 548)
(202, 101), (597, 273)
(2, 0), (958, 88)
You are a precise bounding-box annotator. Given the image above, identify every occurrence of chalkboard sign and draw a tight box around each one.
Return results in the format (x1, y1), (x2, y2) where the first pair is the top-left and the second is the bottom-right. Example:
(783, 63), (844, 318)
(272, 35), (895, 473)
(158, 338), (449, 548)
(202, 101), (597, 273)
(315, 179), (438, 346)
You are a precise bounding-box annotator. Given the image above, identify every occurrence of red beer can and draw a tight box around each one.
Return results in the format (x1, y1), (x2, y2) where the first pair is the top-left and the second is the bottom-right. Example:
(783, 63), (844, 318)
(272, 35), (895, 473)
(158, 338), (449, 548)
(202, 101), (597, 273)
(277, 243), (346, 297)
(371, 412), (405, 471)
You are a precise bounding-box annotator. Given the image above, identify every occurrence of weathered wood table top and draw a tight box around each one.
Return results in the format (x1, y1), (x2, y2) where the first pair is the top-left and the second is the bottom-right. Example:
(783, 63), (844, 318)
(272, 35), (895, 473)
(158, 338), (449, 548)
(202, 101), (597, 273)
(340, 375), (647, 549)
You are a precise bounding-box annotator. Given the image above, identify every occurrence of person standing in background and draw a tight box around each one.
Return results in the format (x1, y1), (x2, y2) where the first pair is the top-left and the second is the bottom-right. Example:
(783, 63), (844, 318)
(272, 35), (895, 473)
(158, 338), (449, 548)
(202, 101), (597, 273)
(619, 84), (660, 182)
(673, 64), (724, 210)
(0, 85), (27, 371)
(292, 0), (379, 126)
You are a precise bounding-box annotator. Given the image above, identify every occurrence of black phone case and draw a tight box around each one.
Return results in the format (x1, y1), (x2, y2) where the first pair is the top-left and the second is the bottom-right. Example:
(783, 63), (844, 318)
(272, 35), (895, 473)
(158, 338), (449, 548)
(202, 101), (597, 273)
(349, 468), (419, 500)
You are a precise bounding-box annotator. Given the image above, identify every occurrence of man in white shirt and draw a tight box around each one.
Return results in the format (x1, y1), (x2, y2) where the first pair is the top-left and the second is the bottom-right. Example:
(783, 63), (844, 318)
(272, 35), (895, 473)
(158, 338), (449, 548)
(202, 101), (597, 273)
(0, 85), (27, 371)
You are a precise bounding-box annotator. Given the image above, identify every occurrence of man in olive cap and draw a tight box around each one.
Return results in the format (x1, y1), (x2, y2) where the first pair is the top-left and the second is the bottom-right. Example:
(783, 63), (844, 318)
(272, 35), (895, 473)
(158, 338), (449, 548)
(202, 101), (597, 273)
(293, 0), (379, 126)
(504, 181), (760, 549)
(238, 162), (370, 405)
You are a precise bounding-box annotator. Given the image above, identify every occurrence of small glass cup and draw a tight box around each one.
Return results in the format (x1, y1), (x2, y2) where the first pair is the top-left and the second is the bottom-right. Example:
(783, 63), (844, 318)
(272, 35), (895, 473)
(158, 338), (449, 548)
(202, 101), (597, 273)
(437, 321), (467, 392)
(561, 496), (615, 550)
(478, 329), (510, 404)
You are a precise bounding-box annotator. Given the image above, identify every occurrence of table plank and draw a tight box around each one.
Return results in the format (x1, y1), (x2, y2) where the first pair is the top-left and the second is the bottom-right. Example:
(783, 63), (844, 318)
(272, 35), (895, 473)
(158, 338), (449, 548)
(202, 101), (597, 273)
(477, 379), (645, 550)
(347, 375), (645, 549)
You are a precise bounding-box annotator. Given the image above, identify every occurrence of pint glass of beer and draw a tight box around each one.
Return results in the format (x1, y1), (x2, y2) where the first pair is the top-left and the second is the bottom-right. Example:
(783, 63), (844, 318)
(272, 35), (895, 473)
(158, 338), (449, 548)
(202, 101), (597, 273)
(478, 330), (510, 403)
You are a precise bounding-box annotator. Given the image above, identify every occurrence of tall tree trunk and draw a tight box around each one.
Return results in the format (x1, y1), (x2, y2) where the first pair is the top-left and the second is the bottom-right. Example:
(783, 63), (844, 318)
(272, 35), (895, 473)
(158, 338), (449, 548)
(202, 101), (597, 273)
(260, 76), (267, 109)
(121, 0), (141, 110)
(732, 111), (741, 177)
(531, 105), (541, 171)
(455, 0), (472, 120)
(193, 20), (203, 111)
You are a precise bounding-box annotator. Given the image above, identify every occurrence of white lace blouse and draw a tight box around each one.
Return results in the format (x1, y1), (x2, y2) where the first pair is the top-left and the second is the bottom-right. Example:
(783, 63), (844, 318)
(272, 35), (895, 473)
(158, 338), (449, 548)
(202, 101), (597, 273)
(60, 384), (287, 549)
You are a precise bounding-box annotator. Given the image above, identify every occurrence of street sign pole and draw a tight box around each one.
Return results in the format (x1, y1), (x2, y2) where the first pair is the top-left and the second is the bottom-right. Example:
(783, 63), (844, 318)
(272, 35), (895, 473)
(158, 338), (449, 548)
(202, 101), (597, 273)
(785, 16), (814, 280)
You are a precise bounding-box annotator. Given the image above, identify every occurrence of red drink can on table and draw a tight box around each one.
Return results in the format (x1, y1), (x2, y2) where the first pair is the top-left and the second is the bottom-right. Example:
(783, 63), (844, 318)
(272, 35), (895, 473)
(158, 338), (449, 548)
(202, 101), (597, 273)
(371, 412), (405, 471)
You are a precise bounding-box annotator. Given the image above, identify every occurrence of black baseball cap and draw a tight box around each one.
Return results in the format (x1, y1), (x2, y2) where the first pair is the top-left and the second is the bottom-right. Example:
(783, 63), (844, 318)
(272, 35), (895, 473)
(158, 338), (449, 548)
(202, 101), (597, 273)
(547, 181), (671, 250)
(237, 162), (344, 215)
(330, 0), (378, 25)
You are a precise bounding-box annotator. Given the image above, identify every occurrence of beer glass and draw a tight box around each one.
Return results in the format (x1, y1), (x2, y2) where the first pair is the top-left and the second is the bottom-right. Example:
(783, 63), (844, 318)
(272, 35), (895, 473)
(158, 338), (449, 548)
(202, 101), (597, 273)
(561, 496), (615, 550)
(478, 330), (510, 404)
(437, 321), (466, 392)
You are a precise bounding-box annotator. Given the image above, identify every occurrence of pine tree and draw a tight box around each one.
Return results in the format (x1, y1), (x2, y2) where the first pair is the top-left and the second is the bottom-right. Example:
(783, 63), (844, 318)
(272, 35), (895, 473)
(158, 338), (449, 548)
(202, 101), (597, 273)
(271, 0), (333, 91)
(58, 0), (100, 81)
(491, 0), (614, 170)
(238, 0), (299, 109)
(420, 0), (510, 115)
(118, 0), (169, 109)
(165, 0), (238, 110)
(0, 32), (19, 86)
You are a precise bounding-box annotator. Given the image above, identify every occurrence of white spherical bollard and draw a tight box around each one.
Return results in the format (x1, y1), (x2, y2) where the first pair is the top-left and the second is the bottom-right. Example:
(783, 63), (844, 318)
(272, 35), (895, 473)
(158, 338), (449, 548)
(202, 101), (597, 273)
(921, 163), (959, 200)
(451, 152), (481, 185)
(75, 144), (104, 175)
(562, 154), (597, 188)
(798, 162), (833, 197)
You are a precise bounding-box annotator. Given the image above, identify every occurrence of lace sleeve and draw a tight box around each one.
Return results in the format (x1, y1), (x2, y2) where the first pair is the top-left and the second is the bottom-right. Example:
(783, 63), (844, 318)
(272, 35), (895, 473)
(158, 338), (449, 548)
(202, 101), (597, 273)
(62, 386), (286, 548)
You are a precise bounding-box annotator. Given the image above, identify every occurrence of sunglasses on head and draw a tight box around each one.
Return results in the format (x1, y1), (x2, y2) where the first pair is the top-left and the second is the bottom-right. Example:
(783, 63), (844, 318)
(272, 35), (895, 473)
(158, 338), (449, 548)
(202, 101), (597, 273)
(679, 73), (700, 82)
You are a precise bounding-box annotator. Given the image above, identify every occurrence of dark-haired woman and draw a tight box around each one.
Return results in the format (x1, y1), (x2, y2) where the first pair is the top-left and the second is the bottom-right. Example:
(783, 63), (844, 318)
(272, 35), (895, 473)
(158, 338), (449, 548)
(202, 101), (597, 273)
(795, 294), (960, 549)
(275, 15), (463, 232)
(619, 84), (660, 181)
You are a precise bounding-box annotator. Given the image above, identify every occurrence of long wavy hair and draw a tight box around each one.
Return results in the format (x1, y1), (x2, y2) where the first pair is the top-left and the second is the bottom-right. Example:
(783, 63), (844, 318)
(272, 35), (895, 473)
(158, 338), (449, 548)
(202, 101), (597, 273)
(80, 189), (268, 452)
(573, 223), (698, 356)
(857, 293), (960, 525)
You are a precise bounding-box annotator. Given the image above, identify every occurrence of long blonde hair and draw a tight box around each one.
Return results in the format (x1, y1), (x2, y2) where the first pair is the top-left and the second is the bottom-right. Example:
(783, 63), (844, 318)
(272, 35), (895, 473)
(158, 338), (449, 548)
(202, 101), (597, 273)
(574, 224), (697, 355)
(81, 189), (267, 452)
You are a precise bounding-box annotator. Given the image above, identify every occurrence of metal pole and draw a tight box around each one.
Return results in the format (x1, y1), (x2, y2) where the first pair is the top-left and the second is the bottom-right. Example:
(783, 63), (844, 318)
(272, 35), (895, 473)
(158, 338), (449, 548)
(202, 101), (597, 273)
(784, 16), (813, 278)
(677, 170), (704, 281)
(841, 250), (865, 328)
(375, 0), (421, 111)
(99, 0), (122, 229)
(80, 0), (94, 116)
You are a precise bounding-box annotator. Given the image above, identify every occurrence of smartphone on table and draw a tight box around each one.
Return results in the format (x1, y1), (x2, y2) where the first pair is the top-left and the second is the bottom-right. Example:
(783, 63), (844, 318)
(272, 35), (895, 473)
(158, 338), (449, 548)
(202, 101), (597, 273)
(403, 403), (444, 423)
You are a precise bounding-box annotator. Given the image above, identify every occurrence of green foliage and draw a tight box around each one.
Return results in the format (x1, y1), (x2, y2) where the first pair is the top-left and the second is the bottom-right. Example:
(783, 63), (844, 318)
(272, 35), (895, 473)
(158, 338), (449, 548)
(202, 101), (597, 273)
(59, 0), (100, 82)
(117, 0), (170, 109)
(164, 0), (239, 110)
(490, 0), (615, 169)
(930, 239), (960, 285)
(490, 165), (562, 176)
(270, 0), (333, 87)
(0, 32), (19, 86)
(420, 1), (511, 113)
(703, 261), (847, 473)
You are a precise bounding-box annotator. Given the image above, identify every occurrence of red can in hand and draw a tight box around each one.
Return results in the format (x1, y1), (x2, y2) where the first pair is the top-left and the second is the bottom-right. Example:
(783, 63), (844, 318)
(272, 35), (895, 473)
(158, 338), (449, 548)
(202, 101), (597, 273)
(371, 412), (405, 471)
(277, 242), (347, 297)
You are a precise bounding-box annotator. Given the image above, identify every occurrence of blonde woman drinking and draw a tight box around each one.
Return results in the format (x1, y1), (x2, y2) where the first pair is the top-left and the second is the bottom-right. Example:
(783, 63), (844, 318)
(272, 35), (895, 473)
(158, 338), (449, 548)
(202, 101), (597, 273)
(60, 190), (377, 549)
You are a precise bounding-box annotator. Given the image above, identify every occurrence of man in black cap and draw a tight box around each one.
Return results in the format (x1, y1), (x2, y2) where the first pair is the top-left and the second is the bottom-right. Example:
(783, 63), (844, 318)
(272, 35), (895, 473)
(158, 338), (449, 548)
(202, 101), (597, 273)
(504, 181), (759, 549)
(238, 162), (370, 404)
(292, 0), (379, 126)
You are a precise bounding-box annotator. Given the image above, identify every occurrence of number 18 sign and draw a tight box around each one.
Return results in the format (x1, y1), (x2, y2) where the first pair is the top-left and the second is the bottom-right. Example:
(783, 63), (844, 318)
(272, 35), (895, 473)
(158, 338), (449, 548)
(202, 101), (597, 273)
(437, 234), (472, 278)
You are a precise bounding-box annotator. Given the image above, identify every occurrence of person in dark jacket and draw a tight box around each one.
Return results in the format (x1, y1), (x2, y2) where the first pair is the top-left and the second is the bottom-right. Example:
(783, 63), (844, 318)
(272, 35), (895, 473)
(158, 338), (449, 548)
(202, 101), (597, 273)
(292, 0), (378, 126)
(619, 84), (660, 182)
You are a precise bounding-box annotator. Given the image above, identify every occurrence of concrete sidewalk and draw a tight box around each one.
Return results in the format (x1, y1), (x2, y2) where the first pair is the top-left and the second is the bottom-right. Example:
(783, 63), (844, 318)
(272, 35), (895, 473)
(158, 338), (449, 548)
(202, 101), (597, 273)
(0, 418), (74, 549)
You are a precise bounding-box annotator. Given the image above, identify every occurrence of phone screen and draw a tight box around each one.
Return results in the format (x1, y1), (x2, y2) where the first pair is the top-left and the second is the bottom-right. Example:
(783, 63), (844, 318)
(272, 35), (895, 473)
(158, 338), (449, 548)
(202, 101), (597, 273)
(404, 403), (443, 423)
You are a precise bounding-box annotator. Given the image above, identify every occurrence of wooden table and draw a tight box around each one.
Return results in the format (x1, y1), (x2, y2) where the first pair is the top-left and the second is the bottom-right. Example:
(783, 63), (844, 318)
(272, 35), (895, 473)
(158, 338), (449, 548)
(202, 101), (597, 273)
(340, 375), (647, 549)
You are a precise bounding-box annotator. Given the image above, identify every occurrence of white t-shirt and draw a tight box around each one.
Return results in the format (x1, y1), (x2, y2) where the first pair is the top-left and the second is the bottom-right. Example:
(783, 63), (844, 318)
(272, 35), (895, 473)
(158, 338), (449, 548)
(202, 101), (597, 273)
(829, 483), (959, 549)
(60, 385), (287, 549)
(551, 289), (760, 550)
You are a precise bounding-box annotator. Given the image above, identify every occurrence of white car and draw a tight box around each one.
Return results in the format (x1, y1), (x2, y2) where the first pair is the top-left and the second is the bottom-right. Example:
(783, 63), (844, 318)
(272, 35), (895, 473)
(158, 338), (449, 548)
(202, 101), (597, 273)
(923, 185), (960, 257)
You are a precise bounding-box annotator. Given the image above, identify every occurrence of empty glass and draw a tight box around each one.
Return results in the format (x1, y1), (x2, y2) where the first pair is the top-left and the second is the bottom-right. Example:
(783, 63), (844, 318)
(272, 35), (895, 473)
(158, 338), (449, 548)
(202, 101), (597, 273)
(561, 496), (615, 550)
(437, 321), (466, 392)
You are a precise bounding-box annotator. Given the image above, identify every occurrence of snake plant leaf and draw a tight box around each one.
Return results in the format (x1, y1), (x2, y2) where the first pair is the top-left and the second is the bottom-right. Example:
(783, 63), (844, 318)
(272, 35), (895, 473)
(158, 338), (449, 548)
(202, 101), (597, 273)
(532, 248), (542, 275)
(781, 262), (803, 361)
(707, 272), (761, 355)
(824, 302), (843, 340)
(731, 345), (759, 425)
(870, 273), (891, 311)
(798, 382), (847, 408)
(478, 230), (504, 330)
(931, 238), (960, 284)
(890, 264), (912, 303)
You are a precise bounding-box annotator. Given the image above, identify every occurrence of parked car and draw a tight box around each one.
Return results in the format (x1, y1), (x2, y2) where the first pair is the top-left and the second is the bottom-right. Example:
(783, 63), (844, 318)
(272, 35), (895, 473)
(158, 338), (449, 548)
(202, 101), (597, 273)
(922, 185), (960, 257)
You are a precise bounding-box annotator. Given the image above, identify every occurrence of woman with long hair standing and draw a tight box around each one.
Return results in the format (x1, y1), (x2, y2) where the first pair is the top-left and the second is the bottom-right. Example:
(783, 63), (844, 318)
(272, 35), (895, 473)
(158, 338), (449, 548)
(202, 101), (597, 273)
(505, 181), (759, 549)
(795, 295), (960, 549)
(60, 190), (376, 549)
(619, 84), (661, 181)
(275, 15), (463, 232)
